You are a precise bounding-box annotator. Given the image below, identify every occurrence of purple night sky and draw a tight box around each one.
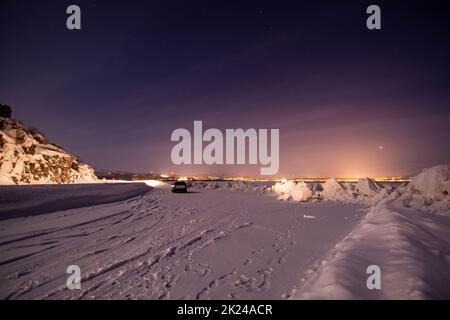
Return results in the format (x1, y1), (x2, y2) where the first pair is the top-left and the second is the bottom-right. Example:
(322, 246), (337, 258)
(1, 0), (449, 177)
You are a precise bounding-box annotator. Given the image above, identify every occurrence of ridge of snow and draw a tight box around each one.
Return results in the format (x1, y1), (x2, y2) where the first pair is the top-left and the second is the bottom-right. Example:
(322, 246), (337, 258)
(290, 204), (450, 299)
(380, 165), (450, 214)
(290, 165), (450, 299)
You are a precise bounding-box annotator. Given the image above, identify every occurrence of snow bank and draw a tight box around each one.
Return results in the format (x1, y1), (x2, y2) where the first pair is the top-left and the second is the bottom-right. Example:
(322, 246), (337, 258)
(291, 165), (450, 299)
(269, 177), (389, 204)
(319, 178), (352, 202)
(190, 181), (271, 193)
(317, 177), (389, 205)
(410, 165), (450, 200)
(291, 205), (450, 299)
(355, 178), (381, 196)
(290, 182), (313, 202)
(381, 165), (450, 214)
(274, 179), (312, 202)
(274, 179), (295, 195)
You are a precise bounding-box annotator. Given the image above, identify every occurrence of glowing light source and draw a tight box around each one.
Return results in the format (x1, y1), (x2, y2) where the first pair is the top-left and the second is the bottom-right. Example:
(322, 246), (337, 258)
(142, 180), (163, 187)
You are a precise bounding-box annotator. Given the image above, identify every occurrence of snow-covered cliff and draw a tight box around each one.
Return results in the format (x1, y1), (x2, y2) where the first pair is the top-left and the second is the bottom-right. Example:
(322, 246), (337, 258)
(0, 116), (97, 185)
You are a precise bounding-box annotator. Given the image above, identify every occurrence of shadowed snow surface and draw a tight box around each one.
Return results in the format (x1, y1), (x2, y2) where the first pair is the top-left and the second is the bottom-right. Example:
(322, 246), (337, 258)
(0, 183), (152, 220)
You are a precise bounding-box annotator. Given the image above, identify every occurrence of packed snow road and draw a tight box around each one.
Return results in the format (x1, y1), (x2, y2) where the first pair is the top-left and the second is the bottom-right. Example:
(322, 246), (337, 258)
(0, 184), (364, 299)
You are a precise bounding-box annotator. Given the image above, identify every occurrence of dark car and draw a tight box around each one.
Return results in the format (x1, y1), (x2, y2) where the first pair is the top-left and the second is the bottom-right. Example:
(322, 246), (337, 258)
(172, 181), (188, 193)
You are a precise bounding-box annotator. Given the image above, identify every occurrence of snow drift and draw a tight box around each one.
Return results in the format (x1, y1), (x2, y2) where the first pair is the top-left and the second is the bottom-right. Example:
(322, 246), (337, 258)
(290, 205), (450, 299)
(190, 180), (271, 193)
(290, 165), (450, 299)
(355, 178), (381, 196)
(274, 177), (389, 205)
(381, 165), (450, 214)
(273, 179), (312, 201)
(319, 178), (352, 202)
(410, 165), (450, 200)
(0, 116), (97, 185)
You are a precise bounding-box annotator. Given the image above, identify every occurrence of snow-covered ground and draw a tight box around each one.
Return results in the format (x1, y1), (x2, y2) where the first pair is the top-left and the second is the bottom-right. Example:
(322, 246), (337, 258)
(291, 205), (450, 299)
(0, 184), (363, 299)
(0, 183), (152, 220)
(0, 165), (449, 299)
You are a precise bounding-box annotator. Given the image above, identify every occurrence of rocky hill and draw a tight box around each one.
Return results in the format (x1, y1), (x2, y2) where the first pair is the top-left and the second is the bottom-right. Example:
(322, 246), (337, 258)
(0, 116), (97, 185)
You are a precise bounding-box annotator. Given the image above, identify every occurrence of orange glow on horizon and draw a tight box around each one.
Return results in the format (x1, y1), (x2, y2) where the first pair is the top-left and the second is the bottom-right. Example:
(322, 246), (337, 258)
(130, 175), (410, 183)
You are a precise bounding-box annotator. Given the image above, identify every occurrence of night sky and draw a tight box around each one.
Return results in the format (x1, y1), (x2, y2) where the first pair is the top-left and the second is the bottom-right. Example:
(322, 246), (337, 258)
(1, 0), (449, 178)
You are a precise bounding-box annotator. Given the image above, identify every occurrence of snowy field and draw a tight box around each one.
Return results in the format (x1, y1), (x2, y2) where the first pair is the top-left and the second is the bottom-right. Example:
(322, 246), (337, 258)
(0, 183), (364, 299)
(1, 164), (449, 300)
